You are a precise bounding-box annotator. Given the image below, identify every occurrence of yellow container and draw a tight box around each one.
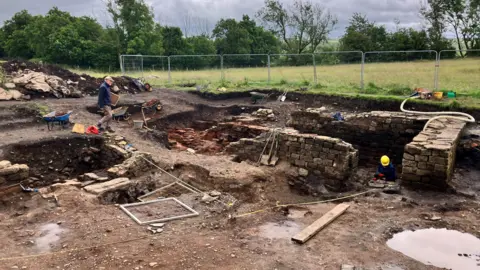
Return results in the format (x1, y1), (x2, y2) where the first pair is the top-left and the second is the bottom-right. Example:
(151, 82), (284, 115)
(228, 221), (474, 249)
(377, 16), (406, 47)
(433, 92), (443, 100)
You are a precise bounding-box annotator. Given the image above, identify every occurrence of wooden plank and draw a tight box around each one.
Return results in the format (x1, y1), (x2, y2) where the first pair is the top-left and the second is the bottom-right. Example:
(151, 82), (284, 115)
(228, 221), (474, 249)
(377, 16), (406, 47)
(291, 203), (350, 244)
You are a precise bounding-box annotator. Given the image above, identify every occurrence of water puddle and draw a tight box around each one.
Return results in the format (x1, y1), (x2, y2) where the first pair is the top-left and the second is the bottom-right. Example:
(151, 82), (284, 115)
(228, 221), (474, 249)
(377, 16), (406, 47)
(35, 223), (66, 253)
(387, 228), (480, 270)
(259, 221), (301, 239)
(287, 207), (312, 219)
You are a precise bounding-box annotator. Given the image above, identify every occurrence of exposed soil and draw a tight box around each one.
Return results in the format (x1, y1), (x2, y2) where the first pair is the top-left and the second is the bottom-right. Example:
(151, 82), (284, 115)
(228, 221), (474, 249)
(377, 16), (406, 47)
(0, 87), (479, 270)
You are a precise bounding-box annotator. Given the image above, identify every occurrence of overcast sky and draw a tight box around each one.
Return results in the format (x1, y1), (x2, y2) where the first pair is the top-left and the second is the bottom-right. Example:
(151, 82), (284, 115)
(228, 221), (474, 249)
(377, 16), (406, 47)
(0, 0), (425, 38)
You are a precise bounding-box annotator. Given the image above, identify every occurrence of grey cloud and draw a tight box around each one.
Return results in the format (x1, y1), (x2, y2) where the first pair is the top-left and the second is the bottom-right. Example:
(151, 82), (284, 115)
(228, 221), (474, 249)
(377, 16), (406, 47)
(1, 0), (424, 37)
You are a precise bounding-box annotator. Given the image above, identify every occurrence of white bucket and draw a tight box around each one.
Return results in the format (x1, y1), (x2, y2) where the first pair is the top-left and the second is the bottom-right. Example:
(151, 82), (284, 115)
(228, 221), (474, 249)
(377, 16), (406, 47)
(133, 120), (143, 129)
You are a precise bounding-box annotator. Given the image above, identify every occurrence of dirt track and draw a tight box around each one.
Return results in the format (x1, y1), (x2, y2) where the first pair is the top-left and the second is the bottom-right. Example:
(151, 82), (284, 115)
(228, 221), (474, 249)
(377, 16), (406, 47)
(0, 88), (479, 270)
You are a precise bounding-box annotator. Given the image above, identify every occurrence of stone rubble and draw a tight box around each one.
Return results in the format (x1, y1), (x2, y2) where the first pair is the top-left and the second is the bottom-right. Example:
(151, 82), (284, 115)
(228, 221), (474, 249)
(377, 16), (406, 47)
(107, 152), (155, 178)
(252, 109), (276, 121)
(12, 71), (83, 98)
(0, 160), (29, 184)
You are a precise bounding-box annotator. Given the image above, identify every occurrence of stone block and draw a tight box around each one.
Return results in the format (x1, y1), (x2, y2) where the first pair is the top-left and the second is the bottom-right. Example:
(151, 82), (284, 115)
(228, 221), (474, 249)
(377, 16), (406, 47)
(417, 162), (427, 169)
(403, 160), (417, 168)
(0, 160), (12, 170)
(0, 164), (29, 176)
(405, 144), (422, 155)
(291, 153), (300, 160)
(430, 156), (447, 165)
(415, 155), (429, 162)
(84, 178), (131, 195)
(434, 164), (447, 172)
(432, 150), (449, 158)
(323, 142), (333, 149)
(298, 168), (309, 176)
(294, 160), (305, 167)
(416, 169), (431, 176)
(403, 153), (415, 161)
(402, 166), (415, 174)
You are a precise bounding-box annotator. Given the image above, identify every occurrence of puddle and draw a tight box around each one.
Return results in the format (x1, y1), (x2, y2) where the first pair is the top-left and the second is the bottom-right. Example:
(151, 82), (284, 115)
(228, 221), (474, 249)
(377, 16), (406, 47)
(35, 223), (66, 253)
(287, 207), (312, 219)
(387, 228), (480, 270)
(259, 221), (301, 239)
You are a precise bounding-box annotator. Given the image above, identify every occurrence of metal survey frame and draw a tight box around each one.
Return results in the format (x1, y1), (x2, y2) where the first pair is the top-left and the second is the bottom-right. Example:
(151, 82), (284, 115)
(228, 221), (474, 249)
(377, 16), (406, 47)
(120, 197), (199, 225)
(137, 181), (200, 202)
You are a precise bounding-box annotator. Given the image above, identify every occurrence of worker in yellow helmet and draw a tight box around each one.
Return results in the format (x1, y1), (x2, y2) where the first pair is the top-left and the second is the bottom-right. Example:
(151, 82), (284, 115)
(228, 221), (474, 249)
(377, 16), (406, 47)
(374, 155), (396, 181)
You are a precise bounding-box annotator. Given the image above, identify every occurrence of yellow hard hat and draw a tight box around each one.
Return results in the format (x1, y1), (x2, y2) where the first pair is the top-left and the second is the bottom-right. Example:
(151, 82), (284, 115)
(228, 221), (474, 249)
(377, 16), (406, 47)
(381, 155), (390, 166)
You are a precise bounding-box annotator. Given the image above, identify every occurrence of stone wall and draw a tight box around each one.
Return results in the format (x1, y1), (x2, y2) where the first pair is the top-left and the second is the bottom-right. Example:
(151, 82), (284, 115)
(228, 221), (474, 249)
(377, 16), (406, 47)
(226, 128), (359, 190)
(402, 118), (466, 190)
(288, 109), (429, 165)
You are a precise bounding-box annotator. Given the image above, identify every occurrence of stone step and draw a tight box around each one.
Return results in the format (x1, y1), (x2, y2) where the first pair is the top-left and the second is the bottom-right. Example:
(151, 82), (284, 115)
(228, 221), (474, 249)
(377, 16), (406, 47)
(83, 178), (131, 195)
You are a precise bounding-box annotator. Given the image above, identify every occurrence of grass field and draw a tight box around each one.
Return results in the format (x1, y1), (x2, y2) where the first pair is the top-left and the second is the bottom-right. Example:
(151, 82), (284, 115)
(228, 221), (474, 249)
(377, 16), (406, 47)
(75, 57), (480, 108)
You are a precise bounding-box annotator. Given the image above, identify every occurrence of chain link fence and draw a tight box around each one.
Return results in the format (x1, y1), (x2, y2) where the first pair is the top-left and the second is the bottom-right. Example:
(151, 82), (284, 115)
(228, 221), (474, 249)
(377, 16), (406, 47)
(120, 51), (480, 92)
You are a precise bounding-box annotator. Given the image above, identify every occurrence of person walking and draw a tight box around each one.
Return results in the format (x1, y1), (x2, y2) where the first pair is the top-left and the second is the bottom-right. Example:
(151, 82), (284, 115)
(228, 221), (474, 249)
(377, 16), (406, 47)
(97, 76), (115, 133)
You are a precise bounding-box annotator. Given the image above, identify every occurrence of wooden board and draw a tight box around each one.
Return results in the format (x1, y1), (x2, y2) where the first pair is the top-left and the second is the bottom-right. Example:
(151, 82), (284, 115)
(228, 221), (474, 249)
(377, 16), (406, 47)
(111, 93), (120, 106)
(72, 123), (85, 134)
(291, 203), (350, 244)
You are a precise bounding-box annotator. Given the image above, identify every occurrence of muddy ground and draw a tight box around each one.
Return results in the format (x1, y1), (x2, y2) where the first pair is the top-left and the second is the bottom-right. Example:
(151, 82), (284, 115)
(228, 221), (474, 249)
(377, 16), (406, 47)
(0, 89), (479, 270)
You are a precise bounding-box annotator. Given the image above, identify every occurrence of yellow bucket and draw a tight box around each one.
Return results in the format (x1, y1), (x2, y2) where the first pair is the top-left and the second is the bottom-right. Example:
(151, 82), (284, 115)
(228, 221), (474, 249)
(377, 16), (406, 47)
(433, 92), (443, 100)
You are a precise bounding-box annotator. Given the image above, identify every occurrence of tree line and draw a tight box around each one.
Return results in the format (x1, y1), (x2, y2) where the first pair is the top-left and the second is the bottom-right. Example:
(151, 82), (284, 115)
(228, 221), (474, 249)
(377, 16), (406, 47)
(0, 0), (478, 70)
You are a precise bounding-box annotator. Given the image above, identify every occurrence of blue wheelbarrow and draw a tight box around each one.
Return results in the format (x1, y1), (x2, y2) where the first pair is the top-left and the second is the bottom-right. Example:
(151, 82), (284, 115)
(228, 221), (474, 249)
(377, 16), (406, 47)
(43, 111), (73, 130)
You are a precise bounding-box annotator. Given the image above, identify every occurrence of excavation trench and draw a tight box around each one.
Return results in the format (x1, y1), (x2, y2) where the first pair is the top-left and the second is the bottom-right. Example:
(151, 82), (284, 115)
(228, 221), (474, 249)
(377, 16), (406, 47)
(1, 135), (125, 186)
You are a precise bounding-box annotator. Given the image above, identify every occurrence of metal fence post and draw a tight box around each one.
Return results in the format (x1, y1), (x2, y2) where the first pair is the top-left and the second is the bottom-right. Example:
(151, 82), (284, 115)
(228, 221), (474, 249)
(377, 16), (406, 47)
(360, 52), (365, 89)
(312, 54), (317, 84)
(119, 55), (124, 75)
(140, 55), (144, 79)
(167, 56), (172, 84)
(267, 54), (271, 84)
(434, 51), (440, 90)
(220, 55), (224, 81)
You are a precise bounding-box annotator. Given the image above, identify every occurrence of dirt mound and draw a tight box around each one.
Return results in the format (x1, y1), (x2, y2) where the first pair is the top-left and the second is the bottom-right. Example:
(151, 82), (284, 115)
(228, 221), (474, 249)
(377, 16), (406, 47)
(1, 60), (146, 99)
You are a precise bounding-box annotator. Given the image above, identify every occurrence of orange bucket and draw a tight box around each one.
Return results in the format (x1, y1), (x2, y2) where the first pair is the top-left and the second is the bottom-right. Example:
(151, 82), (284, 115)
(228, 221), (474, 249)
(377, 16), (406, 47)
(433, 92), (443, 100)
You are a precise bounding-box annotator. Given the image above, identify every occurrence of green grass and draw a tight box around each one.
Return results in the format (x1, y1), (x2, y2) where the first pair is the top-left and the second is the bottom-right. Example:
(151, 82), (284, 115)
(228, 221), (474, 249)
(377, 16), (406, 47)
(72, 57), (480, 109)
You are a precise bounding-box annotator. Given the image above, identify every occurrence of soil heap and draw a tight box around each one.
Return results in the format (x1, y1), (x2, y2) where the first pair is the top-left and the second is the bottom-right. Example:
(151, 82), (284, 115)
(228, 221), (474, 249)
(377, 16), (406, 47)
(1, 60), (146, 100)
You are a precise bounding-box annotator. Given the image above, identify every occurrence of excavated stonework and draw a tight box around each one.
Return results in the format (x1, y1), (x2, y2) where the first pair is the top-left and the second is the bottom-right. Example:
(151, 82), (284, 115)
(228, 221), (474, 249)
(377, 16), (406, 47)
(402, 119), (467, 190)
(227, 127), (358, 191)
(288, 109), (430, 165)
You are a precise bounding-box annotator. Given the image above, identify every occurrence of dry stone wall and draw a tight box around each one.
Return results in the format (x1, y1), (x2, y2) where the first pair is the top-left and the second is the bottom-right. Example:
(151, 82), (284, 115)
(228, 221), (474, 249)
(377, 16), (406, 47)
(402, 118), (466, 190)
(288, 109), (429, 165)
(226, 127), (359, 190)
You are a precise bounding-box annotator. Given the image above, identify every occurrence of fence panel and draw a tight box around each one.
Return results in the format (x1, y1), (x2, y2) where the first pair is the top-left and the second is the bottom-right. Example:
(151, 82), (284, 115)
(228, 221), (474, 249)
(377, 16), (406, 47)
(169, 55), (221, 87)
(438, 50), (480, 93)
(222, 54), (269, 86)
(314, 51), (363, 90)
(140, 56), (169, 85)
(269, 54), (314, 86)
(363, 51), (437, 94)
(121, 55), (144, 78)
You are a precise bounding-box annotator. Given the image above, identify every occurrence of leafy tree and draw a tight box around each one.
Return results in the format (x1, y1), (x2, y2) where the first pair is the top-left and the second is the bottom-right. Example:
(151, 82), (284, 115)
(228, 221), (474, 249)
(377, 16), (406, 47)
(213, 18), (252, 55)
(257, 0), (337, 54)
(339, 13), (389, 53)
(1, 10), (36, 58)
(107, 0), (156, 54)
(420, 0), (479, 56)
(213, 15), (280, 66)
(161, 26), (190, 56)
